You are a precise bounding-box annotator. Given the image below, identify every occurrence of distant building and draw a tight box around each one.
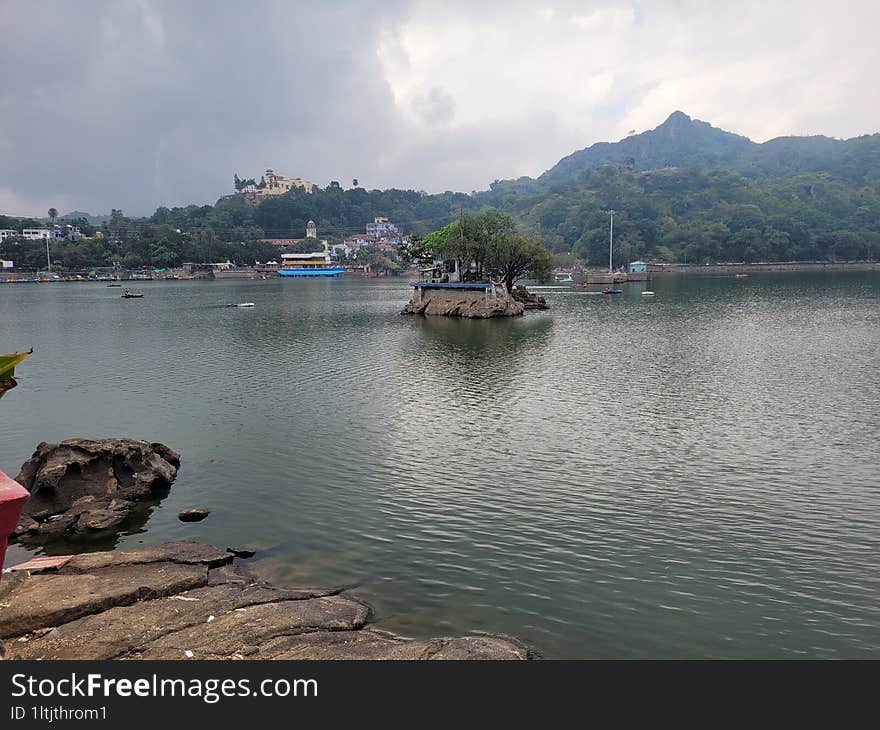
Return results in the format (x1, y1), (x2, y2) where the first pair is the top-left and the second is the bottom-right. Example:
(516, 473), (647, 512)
(22, 229), (50, 241)
(241, 168), (316, 197)
(330, 242), (352, 258)
(0, 229), (17, 241)
(51, 225), (84, 241)
(343, 234), (379, 249)
(366, 216), (400, 241)
(262, 238), (305, 247)
(262, 221), (327, 248)
(628, 261), (648, 273)
(1, 260), (13, 269)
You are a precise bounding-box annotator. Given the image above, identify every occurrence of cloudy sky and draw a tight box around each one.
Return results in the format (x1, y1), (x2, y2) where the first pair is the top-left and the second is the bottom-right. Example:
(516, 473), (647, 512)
(1, 0), (877, 216)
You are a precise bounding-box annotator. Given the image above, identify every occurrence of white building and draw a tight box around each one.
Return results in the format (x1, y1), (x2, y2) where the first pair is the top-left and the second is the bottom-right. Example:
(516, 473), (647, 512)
(51, 225), (84, 241)
(1, 260), (13, 269)
(0, 229), (17, 242)
(330, 242), (352, 258)
(366, 217), (400, 240)
(22, 228), (51, 241)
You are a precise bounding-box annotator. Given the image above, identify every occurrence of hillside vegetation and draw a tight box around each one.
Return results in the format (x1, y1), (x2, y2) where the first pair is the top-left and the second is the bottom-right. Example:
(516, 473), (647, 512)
(2, 111), (879, 269)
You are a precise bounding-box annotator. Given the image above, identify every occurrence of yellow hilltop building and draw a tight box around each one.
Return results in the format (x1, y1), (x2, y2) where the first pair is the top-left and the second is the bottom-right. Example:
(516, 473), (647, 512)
(239, 168), (316, 198)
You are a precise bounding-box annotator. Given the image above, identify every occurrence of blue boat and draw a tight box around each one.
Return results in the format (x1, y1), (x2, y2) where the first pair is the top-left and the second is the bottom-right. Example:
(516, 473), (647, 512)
(279, 251), (344, 277)
(603, 288), (623, 294)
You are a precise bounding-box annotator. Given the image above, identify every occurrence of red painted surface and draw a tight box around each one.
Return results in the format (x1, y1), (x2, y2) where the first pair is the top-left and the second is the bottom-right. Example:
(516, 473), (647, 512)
(0, 469), (30, 582)
(9, 555), (72, 573)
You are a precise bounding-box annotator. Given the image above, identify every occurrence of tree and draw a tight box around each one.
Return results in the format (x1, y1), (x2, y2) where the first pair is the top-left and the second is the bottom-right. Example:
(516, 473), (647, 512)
(47, 208), (58, 225)
(352, 179), (359, 188)
(422, 211), (552, 291)
(487, 233), (553, 292)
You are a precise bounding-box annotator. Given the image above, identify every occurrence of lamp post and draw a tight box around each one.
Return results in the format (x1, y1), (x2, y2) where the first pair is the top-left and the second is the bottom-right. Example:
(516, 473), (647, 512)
(46, 236), (51, 272)
(607, 209), (615, 272)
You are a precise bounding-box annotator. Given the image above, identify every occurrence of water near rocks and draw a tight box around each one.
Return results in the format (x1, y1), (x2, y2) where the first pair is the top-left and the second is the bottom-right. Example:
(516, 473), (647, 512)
(1, 272), (878, 658)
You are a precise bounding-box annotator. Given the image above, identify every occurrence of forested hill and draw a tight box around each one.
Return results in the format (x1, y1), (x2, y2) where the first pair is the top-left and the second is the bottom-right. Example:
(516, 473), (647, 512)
(475, 112), (880, 263)
(533, 111), (880, 187)
(2, 111), (879, 269)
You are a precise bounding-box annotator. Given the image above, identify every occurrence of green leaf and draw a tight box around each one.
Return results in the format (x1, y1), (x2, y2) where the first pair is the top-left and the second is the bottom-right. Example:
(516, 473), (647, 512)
(0, 351), (30, 381)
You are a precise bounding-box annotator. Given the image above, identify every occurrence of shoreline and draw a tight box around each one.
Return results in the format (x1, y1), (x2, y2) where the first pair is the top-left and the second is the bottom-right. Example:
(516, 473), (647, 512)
(2, 260), (878, 284)
(0, 540), (530, 660)
(644, 261), (880, 275)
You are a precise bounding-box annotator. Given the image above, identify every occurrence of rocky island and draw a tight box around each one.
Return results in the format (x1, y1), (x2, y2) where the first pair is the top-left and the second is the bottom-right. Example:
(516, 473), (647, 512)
(402, 281), (525, 318)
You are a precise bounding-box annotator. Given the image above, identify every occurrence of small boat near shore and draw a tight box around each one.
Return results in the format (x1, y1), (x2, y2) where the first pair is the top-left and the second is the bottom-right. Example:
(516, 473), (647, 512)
(121, 290), (143, 299)
(226, 302), (254, 308)
(603, 288), (623, 294)
(642, 291), (655, 296)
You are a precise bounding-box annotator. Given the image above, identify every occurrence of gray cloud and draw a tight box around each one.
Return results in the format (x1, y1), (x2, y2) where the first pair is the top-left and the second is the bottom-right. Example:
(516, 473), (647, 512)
(1, 0), (877, 216)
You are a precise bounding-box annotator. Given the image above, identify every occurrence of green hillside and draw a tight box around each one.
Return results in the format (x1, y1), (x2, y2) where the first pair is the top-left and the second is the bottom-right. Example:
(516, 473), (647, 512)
(2, 111), (879, 268)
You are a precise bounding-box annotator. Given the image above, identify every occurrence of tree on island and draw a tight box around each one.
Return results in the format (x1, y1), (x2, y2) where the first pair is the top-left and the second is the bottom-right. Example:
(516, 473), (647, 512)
(421, 211), (552, 292)
(48, 208), (58, 225)
(352, 178), (359, 188)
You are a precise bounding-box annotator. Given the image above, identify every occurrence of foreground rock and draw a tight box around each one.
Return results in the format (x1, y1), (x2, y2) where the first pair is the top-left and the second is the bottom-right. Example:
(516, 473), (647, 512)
(0, 541), (528, 660)
(12, 438), (180, 541)
(402, 284), (524, 318)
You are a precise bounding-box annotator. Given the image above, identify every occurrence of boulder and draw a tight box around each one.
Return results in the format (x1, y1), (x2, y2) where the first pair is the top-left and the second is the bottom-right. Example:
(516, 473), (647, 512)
(511, 285), (549, 310)
(13, 438), (180, 541)
(178, 508), (210, 522)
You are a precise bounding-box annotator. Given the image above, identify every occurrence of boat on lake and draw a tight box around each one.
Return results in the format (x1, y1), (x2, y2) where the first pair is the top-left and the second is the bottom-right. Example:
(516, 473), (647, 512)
(603, 288), (623, 294)
(279, 249), (344, 277)
(121, 290), (143, 298)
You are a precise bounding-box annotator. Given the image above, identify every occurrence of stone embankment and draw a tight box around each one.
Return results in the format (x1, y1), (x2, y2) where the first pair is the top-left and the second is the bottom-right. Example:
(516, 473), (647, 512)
(650, 261), (880, 275)
(0, 541), (528, 660)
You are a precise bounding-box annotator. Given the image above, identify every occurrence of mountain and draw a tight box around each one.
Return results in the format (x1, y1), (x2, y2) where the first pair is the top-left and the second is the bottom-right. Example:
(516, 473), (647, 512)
(541, 111), (755, 184)
(536, 111), (880, 187)
(60, 211), (109, 223)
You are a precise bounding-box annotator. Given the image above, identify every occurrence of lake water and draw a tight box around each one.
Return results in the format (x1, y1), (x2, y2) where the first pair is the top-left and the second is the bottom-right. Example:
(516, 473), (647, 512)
(2, 272), (879, 658)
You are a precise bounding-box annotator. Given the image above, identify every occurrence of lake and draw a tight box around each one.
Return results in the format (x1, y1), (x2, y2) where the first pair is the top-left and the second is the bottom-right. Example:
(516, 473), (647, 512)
(1, 272), (879, 658)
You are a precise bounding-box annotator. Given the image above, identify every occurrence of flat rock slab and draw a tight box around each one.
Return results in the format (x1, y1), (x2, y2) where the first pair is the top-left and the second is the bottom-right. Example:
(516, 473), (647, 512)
(8, 582), (341, 660)
(62, 540), (232, 572)
(2, 540), (528, 660)
(0, 562), (207, 638)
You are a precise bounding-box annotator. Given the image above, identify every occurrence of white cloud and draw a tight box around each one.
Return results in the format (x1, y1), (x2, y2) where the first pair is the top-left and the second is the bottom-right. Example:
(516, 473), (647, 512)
(570, 5), (635, 31)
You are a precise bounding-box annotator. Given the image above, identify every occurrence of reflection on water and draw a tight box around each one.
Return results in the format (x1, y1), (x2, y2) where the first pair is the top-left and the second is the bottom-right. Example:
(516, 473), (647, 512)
(1, 273), (879, 658)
